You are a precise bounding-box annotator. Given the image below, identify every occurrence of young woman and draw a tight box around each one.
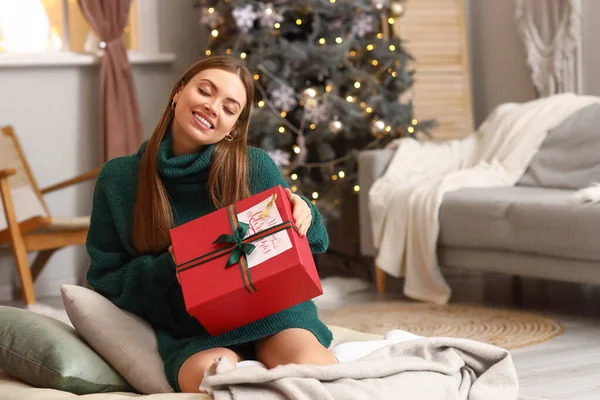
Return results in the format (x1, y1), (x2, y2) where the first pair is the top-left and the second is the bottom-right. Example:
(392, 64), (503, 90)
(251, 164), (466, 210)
(85, 56), (337, 393)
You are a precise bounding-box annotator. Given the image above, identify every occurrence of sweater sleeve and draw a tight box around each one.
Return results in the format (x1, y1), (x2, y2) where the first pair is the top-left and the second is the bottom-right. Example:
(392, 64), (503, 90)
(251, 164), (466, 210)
(85, 170), (178, 314)
(248, 148), (329, 254)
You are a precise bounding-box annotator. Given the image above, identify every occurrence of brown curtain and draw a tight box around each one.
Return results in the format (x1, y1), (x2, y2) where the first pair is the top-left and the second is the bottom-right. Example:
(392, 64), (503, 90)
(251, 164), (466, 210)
(78, 0), (143, 162)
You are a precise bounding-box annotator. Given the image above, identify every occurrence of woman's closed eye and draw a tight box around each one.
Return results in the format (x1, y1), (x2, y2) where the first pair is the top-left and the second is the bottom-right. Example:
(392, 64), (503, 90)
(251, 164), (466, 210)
(198, 87), (234, 115)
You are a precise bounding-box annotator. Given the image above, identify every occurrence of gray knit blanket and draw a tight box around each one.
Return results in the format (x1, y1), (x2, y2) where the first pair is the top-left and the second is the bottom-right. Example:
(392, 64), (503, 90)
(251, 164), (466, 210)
(200, 337), (520, 400)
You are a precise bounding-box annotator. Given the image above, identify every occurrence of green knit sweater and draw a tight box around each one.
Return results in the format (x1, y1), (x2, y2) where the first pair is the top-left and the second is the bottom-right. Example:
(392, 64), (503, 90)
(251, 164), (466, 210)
(86, 132), (332, 391)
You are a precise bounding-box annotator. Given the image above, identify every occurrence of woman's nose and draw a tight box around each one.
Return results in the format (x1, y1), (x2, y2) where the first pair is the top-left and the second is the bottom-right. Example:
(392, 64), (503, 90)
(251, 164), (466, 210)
(203, 102), (217, 117)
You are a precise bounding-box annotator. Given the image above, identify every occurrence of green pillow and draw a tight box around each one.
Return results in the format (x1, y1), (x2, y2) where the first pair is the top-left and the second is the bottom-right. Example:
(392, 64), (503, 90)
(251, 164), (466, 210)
(0, 305), (133, 394)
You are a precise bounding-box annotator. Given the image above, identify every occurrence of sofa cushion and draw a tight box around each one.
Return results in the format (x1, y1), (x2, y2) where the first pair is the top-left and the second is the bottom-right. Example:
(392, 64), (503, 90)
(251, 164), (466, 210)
(438, 186), (600, 262)
(517, 103), (600, 190)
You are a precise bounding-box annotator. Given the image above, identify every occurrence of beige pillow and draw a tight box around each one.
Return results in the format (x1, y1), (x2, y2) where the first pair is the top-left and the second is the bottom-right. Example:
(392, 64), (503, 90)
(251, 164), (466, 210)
(60, 284), (174, 394)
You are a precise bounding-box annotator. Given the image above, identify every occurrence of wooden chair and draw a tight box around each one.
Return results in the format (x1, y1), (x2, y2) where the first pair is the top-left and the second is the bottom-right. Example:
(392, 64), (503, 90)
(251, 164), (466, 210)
(0, 125), (100, 305)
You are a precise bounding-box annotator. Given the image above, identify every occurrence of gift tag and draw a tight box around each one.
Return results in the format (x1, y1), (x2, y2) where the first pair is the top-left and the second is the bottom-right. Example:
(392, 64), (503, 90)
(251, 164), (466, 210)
(237, 196), (293, 268)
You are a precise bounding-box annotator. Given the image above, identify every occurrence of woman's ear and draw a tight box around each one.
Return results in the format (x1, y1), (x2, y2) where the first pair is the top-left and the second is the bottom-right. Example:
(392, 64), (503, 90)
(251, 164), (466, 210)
(173, 83), (185, 103)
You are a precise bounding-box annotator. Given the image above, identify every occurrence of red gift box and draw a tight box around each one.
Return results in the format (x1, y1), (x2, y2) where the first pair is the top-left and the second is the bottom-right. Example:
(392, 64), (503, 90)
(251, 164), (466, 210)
(169, 185), (323, 336)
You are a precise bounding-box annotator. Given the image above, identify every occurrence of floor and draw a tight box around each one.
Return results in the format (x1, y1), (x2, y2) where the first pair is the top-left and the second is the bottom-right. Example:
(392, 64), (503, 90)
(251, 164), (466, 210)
(4, 269), (600, 399)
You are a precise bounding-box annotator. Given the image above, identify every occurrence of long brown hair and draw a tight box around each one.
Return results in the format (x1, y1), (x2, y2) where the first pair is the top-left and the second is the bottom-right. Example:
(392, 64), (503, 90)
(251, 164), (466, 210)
(133, 56), (255, 254)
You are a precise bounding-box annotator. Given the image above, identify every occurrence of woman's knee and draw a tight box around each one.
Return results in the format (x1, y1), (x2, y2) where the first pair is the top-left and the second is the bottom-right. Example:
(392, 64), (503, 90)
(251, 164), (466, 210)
(257, 329), (337, 368)
(177, 347), (241, 393)
(281, 347), (337, 367)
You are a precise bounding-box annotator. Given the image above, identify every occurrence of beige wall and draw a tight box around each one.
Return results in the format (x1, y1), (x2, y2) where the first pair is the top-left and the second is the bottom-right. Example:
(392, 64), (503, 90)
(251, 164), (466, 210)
(467, 0), (600, 126)
(0, 0), (206, 301)
(466, 0), (536, 127)
(582, 0), (600, 97)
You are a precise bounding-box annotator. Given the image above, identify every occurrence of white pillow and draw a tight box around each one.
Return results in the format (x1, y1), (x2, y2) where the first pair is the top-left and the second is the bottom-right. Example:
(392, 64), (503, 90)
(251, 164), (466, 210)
(60, 284), (174, 394)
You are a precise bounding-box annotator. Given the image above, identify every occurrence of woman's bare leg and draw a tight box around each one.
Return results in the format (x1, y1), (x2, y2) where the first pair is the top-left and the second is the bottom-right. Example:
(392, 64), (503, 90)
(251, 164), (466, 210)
(256, 328), (338, 368)
(178, 347), (242, 393)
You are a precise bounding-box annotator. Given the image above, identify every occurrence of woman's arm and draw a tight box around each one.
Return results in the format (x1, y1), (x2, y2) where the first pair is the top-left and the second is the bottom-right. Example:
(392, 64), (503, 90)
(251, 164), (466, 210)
(85, 173), (178, 314)
(248, 148), (329, 254)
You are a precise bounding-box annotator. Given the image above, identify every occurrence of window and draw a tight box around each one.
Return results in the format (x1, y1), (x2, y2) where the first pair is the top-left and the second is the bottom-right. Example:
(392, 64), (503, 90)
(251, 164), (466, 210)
(0, 0), (139, 53)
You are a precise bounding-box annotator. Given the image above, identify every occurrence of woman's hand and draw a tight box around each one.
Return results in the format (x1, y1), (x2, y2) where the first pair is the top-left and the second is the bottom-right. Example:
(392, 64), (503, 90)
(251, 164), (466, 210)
(169, 246), (180, 283)
(284, 188), (312, 237)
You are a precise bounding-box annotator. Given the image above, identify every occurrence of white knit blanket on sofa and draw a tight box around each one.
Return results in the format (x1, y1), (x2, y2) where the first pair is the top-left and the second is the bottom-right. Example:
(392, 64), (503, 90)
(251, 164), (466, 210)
(368, 93), (600, 304)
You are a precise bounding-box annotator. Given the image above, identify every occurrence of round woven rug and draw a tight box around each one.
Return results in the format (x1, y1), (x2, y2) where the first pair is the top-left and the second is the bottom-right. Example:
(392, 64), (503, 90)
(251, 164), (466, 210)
(319, 302), (564, 350)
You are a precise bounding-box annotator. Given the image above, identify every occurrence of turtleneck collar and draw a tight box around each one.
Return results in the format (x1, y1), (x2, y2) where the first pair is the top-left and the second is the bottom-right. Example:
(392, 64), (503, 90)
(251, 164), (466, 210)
(144, 130), (215, 182)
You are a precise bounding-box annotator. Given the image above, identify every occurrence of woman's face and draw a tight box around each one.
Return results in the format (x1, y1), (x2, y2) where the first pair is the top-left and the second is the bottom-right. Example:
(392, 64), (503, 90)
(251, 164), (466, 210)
(171, 68), (247, 155)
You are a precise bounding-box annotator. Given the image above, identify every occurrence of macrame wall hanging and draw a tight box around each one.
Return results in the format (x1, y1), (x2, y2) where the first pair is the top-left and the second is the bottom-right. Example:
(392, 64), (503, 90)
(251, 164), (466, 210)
(515, 0), (583, 97)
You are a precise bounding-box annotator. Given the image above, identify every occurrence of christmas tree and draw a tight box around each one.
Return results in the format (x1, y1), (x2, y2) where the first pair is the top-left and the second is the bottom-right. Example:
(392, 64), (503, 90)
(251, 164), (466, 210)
(195, 0), (434, 221)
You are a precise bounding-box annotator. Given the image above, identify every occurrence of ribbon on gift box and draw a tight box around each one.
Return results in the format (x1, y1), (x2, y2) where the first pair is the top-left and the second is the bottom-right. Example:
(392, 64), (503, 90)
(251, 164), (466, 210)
(176, 196), (294, 294)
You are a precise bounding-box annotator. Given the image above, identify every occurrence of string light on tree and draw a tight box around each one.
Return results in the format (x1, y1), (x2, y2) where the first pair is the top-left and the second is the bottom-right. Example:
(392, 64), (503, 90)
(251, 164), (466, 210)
(329, 117), (343, 133)
(371, 119), (386, 136)
(305, 97), (318, 108)
(373, 0), (386, 10)
(303, 87), (318, 98)
(390, 1), (405, 17)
